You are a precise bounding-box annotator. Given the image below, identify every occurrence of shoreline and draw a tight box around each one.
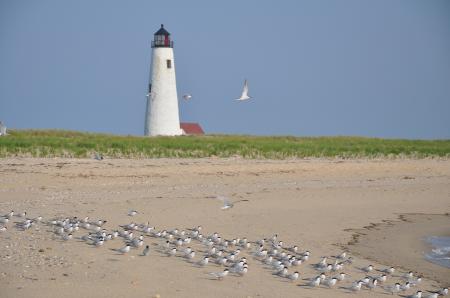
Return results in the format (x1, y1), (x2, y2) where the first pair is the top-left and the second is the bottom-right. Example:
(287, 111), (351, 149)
(345, 213), (450, 286)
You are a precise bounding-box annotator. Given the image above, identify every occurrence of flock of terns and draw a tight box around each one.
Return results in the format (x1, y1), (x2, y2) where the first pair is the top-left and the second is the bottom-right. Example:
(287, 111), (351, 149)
(0, 209), (448, 298)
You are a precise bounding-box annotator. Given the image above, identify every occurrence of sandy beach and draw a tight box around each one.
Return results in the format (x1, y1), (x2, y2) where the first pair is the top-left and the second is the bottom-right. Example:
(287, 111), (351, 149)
(0, 157), (449, 298)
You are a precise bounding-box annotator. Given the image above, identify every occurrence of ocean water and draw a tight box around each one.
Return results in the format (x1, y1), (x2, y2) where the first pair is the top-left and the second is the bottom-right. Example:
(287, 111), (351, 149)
(424, 236), (450, 269)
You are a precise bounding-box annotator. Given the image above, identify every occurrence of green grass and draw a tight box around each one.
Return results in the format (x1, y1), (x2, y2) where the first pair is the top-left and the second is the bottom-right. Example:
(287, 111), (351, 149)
(0, 129), (449, 159)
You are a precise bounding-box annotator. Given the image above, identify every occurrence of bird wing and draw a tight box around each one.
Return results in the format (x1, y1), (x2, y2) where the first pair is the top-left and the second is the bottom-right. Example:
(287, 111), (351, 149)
(243, 79), (248, 95)
(216, 196), (234, 209)
(216, 195), (229, 204)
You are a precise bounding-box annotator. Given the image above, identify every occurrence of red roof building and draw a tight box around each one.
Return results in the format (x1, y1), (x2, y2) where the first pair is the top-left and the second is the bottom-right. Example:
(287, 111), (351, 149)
(180, 122), (204, 135)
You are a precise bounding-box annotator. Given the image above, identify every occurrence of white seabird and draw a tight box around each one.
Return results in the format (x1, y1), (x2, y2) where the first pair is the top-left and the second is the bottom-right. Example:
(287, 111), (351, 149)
(142, 245), (150, 256)
(209, 269), (229, 280)
(235, 79), (251, 101)
(117, 244), (131, 254)
(214, 195), (248, 210)
(128, 210), (138, 217)
(408, 291), (422, 298)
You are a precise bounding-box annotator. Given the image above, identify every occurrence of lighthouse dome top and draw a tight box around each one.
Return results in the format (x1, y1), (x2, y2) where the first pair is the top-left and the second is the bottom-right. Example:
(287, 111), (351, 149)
(152, 24), (173, 48)
(154, 24), (170, 36)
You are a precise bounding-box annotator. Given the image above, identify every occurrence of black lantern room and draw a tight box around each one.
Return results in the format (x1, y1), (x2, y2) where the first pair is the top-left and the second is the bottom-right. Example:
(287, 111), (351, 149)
(152, 24), (173, 48)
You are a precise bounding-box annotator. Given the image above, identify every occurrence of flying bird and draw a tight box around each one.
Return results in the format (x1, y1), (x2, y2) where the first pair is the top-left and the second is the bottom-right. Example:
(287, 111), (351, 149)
(183, 94), (192, 100)
(214, 195), (248, 210)
(236, 79), (251, 101)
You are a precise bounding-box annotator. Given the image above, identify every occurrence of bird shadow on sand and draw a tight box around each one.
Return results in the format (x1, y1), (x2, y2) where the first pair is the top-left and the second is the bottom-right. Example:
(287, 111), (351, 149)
(296, 284), (318, 289)
(178, 257), (195, 265)
(270, 273), (293, 283)
(337, 286), (355, 294)
(108, 248), (125, 255)
(338, 286), (374, 295)
(203, 276), (226, 281)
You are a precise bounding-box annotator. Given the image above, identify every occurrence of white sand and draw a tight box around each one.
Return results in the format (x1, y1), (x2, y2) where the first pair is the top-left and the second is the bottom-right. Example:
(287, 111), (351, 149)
(0, 157), (449, 297)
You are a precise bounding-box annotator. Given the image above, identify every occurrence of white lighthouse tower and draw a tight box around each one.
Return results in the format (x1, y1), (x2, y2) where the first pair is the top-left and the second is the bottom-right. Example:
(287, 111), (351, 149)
(144, 24), (182, 136)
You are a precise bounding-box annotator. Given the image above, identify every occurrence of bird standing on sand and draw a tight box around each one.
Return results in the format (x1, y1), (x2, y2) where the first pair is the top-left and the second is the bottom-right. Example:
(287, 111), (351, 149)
(325, 277), (338, 287)
(318, 272), (327, 281)
(403, 271), (414, 280)
(216, 257), (227, 266)
(336, 252), (347, 259)
(94, 152), (104, 160)
(408, 291), (422, 298)
(185, 251), (195, 260)
(385, 283), (401, 295)
(62, 233), (73, 241)
(237, 265), (248, 276)
(401, 281), (411, 292)
(142, 245), (150, 256)
(376, 274), (387, 283)
(167, 247), (177, 257)
(94, 238), (104, 246)
(308, 276), (321, 287)
(276, 266), (288, 278)
(118, 244), (131, 254)
(315, 257), (327, 269)
(367, 279), (378, 290)
(335, 272), (346, 281)
(128, 210), (138, 216)
(351, 281), (364, 292)
(197, 256), (209, 266)
(209, 269), (229, 280)
(438, 288), (449, 296)
(411, 276), (422, 286)
(383, 266), (395, 275)
(288, 245), (298, 253)
(3, 211), (14, 218)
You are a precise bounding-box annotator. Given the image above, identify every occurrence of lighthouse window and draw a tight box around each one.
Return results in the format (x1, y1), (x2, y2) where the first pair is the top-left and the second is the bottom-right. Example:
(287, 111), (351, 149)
(166, 59), (172, 68)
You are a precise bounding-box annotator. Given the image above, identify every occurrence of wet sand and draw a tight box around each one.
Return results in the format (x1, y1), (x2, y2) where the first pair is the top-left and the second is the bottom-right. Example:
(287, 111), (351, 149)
(347, 213), (450, 286)
(0, 157), (449, 297)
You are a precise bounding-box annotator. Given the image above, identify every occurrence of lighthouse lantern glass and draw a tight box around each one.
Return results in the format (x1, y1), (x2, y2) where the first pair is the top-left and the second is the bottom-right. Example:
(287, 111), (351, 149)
(153, 34), (171, 48)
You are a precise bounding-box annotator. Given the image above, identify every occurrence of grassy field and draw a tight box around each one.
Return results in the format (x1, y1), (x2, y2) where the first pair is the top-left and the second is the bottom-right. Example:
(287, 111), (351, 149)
(0, 129), (449, 159)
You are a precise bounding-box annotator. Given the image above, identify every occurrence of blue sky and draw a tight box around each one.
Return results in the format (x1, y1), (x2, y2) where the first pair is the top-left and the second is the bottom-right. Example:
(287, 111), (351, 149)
(1, 0), (449, 139)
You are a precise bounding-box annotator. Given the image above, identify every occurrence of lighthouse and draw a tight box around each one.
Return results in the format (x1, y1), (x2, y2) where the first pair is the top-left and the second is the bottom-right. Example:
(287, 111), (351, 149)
(144, 24), (182, 136)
